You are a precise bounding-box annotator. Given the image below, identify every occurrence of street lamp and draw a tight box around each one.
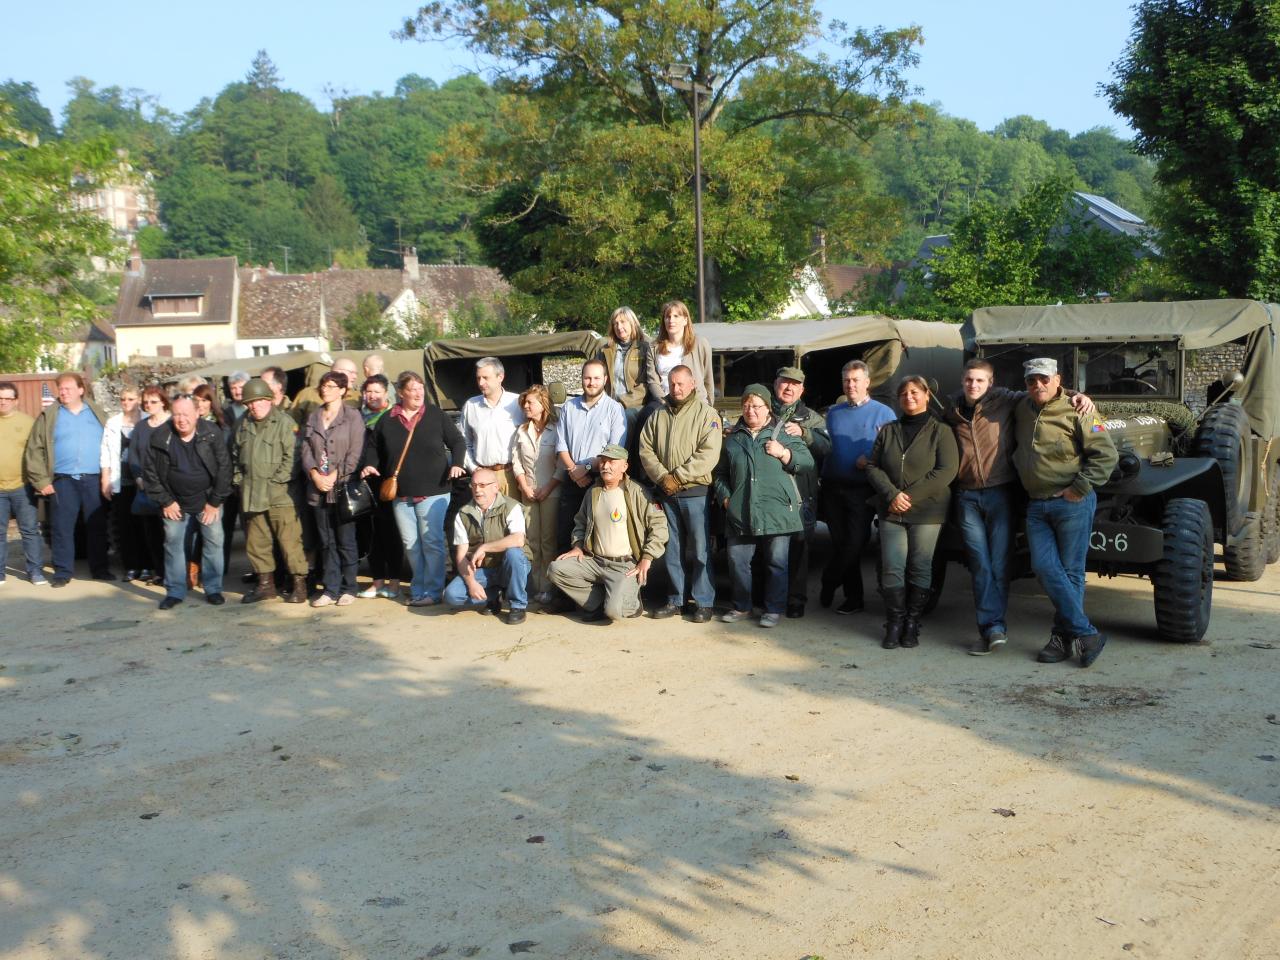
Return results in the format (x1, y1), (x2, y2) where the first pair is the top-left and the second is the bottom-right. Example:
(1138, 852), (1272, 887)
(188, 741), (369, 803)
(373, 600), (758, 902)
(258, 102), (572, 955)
(665, 63), (716, 325)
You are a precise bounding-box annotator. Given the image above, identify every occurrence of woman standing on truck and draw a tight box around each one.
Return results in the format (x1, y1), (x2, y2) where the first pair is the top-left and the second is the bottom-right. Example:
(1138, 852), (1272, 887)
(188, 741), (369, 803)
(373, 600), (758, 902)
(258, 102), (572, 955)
(865, 376), (959, 651)
(645, 299), (714, 404)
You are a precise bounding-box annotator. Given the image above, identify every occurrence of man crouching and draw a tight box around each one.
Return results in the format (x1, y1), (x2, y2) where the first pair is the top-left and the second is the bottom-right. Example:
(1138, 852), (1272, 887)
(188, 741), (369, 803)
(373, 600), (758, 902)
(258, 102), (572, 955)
(548, 444), (668, 622)
(443, 468), (530, 625)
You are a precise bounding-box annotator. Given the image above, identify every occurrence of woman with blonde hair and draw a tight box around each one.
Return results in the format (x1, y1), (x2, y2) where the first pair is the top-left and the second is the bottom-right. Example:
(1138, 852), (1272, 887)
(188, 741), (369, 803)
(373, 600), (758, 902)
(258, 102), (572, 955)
(644, 299), (714, 404)
(598, 307), (650, 413)
(510, 383), (563, 605)
(865, 375), (958, 650)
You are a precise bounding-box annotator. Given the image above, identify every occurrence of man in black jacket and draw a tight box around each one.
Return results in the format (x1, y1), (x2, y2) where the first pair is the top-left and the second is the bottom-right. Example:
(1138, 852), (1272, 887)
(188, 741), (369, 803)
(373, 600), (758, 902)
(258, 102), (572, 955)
(144, 396), (232, 609)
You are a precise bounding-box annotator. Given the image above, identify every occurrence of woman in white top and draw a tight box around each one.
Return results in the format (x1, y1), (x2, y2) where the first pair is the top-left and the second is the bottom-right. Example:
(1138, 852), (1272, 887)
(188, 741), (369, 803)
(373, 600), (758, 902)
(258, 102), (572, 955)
(100, 386), (145, 580)
(644, 299), (714, 404)
(510, 384), (565, 604)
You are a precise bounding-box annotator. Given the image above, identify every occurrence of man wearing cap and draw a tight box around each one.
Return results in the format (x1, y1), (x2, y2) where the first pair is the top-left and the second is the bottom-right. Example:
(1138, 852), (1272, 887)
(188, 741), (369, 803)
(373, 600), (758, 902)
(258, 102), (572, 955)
(548, 444), (668, 622)
(555, 359), (627, 552)
(443, 467), (530, 624)
(768, 367), (830, 618)
(638, 364), (723, 622)
(1013, 357), (1117, 667)
(461, 357), (524, 497)
(232, 378), (309, 604)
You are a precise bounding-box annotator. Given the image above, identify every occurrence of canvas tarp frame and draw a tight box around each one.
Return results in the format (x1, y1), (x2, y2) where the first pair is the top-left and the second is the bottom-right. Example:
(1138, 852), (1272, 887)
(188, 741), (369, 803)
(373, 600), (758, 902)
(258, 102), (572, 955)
(422, 331), (604, 411)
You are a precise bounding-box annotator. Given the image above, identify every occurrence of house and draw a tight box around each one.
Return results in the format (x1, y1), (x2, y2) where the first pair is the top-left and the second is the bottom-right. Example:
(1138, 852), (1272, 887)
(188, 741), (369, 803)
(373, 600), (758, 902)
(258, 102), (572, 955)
(112, 253), (240, 362)
(46, 317), (117, 375)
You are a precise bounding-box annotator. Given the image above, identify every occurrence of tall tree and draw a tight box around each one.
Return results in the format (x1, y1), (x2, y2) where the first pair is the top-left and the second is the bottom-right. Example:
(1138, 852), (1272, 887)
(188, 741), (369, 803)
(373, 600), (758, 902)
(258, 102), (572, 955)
(400, 0), (922, 325)
(1105, 0), (1280, 298)
(0, 80), (56, 144)
(61, 77), (175, 173)
(0, 103), (121, 371)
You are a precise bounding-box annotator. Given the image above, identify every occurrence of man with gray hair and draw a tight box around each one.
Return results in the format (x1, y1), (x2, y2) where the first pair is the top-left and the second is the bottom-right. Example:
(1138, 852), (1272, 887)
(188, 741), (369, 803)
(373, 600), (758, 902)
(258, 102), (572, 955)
(226, 371), (251, 426)
(461, 356), (524, 496)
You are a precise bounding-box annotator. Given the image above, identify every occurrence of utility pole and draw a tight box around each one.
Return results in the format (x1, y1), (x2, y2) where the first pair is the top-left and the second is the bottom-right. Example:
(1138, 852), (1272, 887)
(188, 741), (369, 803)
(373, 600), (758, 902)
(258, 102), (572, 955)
(664, 63), (717, 324)
(278, 245), (291, 274)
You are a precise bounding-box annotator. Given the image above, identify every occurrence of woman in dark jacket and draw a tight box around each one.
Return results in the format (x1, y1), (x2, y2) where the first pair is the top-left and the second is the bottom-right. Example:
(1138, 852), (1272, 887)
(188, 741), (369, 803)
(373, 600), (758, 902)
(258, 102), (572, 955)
(362, 371), (466, 606)
(128, 386), (171, 584)
(713, 383), (814, 628)
(865, 375), (959, 650)
(301, 371), (368, 606)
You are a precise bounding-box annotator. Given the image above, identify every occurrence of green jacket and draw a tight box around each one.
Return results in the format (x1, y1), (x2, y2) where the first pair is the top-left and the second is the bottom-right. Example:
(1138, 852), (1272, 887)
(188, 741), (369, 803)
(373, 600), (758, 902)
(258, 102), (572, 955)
(571, 477), (669, 562)
(772, 397), (830, 504)
(637, 393), (723, 491)
(598, 339), (650, 408)
(23, 399), (109, 490)
(1013, 389), (1118, 499)
(865, 414), (959, 525)
(233, 407), (299, 512)
(714, 418), (814, 537)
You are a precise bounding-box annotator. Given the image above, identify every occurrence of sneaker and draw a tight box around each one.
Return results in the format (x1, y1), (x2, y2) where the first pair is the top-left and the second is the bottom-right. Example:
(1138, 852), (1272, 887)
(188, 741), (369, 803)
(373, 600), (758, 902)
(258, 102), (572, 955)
(311, 594), (336, 608)
(988, 630), (1008, 650)
(505, 608), (527, 625)
(759, 612), (781, 628)
(407, 596), (438, 607)
(158, 596), (182, 610)
(836, 599), (863, 615)
(720, 608), (750, 623)
(30, 575), (48, 586)
(336, 593), (356, 607)
(123, 569), (139, 582)
(651, 602), (680, 619)
(376, 586), (400, 600)
(690, 607), (713, 623)
(1037, 633), (1071, 663)
(51, 578), (70, 588)
(356, 586), (378, 599)
(1077, 633), (1107, 668)
(206, 593), (226, 606)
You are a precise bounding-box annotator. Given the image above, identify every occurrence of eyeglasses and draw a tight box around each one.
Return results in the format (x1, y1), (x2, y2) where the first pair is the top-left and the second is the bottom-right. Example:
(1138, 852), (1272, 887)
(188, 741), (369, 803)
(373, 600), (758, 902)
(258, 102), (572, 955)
(1024, 375), (1052, 385)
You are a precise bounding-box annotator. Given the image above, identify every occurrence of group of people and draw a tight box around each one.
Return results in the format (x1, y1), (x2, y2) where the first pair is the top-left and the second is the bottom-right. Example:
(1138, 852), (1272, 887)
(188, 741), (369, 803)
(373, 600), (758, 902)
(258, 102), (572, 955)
(0, 300), (1118, 666)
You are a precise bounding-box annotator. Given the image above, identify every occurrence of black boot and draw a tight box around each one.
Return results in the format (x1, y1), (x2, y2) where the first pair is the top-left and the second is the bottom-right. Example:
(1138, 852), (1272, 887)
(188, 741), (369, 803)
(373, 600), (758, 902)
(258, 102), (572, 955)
(242, 572), (277, 604)
(881, 586), (906, 649)
(901, 584), (929, 648)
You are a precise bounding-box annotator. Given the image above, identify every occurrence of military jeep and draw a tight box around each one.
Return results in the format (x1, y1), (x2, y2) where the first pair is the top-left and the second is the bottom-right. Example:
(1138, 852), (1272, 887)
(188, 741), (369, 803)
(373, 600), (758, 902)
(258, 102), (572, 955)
(963, 299), (1280, 642)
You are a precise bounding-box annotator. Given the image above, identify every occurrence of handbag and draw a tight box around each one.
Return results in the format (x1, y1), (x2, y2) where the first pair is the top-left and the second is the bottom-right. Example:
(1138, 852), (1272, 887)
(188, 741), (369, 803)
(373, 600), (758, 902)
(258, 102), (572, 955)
(378, 415), (419, 502)
(337, 476), (375, 523)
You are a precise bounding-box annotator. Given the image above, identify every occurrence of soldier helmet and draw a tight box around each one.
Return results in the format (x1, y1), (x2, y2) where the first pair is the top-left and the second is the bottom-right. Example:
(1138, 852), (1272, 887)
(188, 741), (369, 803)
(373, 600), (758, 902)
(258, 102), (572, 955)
(241, 378), (274, 402)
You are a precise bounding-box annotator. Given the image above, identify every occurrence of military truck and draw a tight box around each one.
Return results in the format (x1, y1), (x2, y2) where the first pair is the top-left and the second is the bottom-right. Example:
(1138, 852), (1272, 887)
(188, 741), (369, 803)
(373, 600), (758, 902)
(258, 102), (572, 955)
(963, 299), (1280, 642)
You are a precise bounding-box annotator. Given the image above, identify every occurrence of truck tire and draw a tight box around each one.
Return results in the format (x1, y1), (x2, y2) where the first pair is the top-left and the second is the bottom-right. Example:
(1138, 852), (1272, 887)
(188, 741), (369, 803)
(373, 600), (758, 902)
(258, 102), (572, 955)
(1192, 403), (1250, 535)
(1264, 467), (1280, 565)
(1224, 517), (1266, 581)
(1153, 498), (1213, 643)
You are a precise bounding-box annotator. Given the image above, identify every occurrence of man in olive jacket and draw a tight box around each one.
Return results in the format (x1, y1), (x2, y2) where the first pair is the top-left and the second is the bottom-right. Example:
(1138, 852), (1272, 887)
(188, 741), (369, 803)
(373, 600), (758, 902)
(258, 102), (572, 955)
(232, 378), (308, 603)
(548, 444), (668, 622)
(638, 365), (722, 622)
(770, 367), (830, 618)
(1013, 358), (1118, 668)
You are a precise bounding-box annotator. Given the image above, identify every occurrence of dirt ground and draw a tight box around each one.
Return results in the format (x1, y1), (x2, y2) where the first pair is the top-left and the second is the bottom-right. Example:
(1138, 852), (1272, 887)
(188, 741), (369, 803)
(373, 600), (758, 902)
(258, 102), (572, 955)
(2, 532), (1278, 960)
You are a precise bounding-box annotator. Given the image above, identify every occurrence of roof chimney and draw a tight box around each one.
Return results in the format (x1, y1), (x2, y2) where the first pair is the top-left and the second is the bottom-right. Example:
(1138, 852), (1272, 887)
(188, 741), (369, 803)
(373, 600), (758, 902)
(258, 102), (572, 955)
(127, 244), (143, 275)
(403, 245), (420, 282)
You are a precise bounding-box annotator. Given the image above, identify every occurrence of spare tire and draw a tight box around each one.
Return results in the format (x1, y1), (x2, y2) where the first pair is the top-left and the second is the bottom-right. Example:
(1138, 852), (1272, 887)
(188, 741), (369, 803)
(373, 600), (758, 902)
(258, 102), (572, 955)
(1264, 465), (1280, 565)
(1153, 498), (1213, 643)
(1192, 402), (1251, 536)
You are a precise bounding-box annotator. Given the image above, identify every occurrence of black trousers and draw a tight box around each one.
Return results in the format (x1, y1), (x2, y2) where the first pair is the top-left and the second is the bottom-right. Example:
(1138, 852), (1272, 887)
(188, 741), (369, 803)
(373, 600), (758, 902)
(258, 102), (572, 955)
(820, 482), (877, 604)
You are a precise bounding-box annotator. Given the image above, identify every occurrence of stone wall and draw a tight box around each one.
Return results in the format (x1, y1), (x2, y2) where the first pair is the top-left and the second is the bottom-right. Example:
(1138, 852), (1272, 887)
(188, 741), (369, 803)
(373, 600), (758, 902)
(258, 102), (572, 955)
(1184, 342), (1248, 417)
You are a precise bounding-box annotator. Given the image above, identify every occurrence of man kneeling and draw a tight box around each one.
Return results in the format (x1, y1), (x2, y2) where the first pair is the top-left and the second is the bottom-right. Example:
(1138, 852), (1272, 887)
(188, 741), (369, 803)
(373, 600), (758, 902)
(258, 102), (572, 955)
(444, 468), (530, 625)
(548, 444), (668, 622)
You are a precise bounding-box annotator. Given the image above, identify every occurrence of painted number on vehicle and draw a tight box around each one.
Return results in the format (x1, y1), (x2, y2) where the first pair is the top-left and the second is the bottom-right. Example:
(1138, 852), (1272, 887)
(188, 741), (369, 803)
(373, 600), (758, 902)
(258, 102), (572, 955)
(1090, 530), (1129, 553)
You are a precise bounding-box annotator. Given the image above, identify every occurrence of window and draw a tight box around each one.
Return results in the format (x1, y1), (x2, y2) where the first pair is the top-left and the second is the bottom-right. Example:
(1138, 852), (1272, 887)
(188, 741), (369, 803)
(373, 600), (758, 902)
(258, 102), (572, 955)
(252, 345), (270, 357)
(190, 344), (206, 359)
(287, 344), (304, 352)
(150, 295), (203, 317)
(156, 345), (173, 358)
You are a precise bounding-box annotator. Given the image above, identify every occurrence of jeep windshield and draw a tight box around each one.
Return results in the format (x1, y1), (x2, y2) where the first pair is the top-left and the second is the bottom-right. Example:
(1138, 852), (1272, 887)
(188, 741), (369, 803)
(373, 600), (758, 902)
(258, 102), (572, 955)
(980, 340), (1181, 400)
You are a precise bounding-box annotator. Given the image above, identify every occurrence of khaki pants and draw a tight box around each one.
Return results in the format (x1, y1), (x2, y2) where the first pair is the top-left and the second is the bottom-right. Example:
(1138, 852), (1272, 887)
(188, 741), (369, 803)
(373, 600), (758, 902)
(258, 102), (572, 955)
(484, 464), (517, 498)
(521, 492), (559, 596)
(548, 554), (640, 621)
(244, 505), (308, 576)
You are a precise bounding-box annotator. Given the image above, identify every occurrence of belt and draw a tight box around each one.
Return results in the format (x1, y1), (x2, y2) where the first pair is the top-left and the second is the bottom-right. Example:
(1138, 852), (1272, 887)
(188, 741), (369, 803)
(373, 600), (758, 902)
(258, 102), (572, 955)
(592, 553), (633, 563)
(481, 462), (512, 470)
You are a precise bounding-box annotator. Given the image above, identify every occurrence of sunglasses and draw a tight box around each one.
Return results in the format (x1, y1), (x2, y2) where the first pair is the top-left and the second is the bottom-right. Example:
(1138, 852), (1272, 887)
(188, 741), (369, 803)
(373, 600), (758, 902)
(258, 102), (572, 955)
(1024, 375), (1053, 385)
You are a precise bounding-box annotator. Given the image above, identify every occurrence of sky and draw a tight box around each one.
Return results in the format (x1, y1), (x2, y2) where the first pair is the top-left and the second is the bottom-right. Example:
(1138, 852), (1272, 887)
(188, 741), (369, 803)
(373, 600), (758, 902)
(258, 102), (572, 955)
(3, 0), (1137, 136)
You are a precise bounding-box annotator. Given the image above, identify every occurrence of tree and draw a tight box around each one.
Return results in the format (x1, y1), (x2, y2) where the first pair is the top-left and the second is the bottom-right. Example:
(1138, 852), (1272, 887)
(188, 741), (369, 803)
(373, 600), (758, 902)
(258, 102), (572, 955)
(0, 103), (122, 371)
(246, 50), (282, 92)
(1105, 0), (1280, 299)
(336, 292), (400, 349)
(0, 80), (56, 145)
(401, 0), (922, 325)
(61, 77), (175, 173)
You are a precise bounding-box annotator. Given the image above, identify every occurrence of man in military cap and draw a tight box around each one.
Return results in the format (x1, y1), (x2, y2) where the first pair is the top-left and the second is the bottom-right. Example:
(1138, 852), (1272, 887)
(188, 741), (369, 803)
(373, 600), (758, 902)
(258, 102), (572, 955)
(1013, 357), (1117, 667)
(768, 366), (830, 618)
(232, 378), (309, 603)
(548, 444), (668, 623)
(443, 467), (530, 624)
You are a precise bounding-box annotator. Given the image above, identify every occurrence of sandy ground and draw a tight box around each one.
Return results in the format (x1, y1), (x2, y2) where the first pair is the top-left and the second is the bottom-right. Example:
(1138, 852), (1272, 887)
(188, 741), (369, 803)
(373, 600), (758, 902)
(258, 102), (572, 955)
(2, 532), (1279, 960)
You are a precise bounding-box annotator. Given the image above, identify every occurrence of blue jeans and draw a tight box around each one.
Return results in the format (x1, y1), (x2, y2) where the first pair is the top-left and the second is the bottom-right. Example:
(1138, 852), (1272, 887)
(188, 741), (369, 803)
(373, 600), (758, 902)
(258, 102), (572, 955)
(50, 473), (109, 579)
(956, 485), (1014, 638)
(878, 520), (942, 591)
(393, 494), (450, 602)
(443, 547), (531, 610)
(0, 485), (43, 580)
(1026, 490), (1098, 640)
(727, 534), (788, 614)
(662, 494), (715, 608)
(162, 507), (225, 599)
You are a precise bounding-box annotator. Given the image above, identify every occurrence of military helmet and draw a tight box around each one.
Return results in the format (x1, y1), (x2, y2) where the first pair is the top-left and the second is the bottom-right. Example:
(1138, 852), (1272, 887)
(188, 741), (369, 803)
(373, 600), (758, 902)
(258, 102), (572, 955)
(241, 378), (274, 402)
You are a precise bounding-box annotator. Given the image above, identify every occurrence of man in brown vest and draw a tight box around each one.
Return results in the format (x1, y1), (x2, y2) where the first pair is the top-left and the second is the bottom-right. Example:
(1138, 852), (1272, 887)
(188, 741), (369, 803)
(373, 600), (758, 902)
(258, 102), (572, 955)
(443, 467), (530, 624)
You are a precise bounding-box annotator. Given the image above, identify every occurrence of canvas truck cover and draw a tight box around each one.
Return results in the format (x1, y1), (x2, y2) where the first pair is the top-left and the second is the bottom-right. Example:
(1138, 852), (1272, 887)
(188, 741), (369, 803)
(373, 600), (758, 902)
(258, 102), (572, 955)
(422, 331), (604, 411)
(187, 349), (426, 391)
(965, 299), (1280, 439)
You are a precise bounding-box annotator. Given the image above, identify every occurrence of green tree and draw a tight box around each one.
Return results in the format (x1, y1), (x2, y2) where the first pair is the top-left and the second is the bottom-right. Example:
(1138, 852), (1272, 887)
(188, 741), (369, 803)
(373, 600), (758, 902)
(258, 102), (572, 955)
(335, 292), (400, 349)
(0, 104), (121, 371)
(1104, 0), (1280, 298)
(0, 80), (56, 144)
(61, 77), (175, 173)
(401, 0), (922, 325)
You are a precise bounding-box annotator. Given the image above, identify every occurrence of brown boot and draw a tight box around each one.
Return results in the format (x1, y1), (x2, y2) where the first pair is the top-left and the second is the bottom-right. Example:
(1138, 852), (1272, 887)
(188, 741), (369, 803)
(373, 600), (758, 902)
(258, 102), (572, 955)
(241, 573), (277, 604)
(285, 574), (308, 604)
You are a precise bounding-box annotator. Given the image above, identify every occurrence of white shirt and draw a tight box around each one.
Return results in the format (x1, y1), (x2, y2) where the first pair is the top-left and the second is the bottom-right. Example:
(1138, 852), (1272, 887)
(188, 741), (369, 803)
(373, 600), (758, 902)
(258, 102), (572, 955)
(654, 347), (686, 398)
(461, 390), (525, 471)
(452, 499), (526, 546)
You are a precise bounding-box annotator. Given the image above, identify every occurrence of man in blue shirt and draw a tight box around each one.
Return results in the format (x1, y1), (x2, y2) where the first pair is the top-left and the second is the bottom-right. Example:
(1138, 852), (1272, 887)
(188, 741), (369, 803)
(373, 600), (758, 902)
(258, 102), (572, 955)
(555, 359), (626, 552)
(820, 360), (895, 614)
(23, 372), (112, 586)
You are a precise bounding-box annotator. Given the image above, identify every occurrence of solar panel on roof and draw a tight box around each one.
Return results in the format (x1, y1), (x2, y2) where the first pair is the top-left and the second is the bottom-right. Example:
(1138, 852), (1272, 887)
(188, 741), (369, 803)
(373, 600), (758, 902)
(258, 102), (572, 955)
(1074, 191), (1145, 225)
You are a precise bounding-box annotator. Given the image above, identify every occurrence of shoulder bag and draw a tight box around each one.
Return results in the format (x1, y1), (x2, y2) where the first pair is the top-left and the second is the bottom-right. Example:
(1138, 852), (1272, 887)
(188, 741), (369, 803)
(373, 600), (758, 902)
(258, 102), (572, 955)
(378, 415), (418, 502)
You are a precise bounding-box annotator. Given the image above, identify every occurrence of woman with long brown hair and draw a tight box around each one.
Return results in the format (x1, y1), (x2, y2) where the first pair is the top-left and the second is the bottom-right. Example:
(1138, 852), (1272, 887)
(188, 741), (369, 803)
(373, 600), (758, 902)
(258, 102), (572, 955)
(510, 384), (563, 605)
(644, 299), (714, 404)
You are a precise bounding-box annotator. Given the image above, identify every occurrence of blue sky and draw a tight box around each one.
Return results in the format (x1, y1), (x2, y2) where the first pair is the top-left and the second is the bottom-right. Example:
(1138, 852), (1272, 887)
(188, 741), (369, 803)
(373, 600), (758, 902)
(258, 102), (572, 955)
(4, 0), (1136, 135)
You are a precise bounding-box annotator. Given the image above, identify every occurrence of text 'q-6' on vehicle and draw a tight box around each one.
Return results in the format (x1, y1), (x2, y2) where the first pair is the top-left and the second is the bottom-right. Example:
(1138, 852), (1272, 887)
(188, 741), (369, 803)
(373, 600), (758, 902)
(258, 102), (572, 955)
(963, 299), (1280, 643)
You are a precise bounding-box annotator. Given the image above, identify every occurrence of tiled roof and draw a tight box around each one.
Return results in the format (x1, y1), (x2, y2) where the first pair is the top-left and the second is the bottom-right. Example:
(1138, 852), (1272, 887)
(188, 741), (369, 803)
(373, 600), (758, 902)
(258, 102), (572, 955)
(238, 271), (327, 339)
(113, 257), (238, 327)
